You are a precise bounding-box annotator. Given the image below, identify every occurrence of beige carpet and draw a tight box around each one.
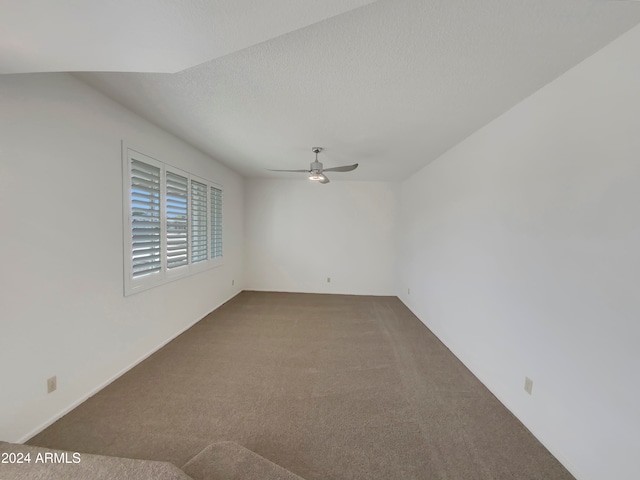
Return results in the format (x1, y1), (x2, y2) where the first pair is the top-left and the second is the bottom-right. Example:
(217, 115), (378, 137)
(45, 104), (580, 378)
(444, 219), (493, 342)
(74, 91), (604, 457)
(0, 441), (191, 480)
(29, 292), (575, 480)
(182, 441), (304, 480)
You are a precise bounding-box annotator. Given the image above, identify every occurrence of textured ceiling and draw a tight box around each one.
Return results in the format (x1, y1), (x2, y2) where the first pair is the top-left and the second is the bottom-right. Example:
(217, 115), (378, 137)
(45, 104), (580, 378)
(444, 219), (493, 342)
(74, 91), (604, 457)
(72, 1), (640, 180)
(0, 0), (376, 73)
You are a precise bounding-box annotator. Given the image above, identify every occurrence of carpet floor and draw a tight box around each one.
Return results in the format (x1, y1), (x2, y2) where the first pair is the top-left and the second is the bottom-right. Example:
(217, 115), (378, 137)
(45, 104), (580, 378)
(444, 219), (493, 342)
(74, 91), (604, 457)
(28, 291), (575, 480)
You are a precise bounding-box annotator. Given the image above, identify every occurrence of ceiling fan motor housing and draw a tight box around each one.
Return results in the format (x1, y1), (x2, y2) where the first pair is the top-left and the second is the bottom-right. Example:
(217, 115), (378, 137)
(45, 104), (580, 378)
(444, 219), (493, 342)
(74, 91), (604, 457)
(310, 160), (323, 172)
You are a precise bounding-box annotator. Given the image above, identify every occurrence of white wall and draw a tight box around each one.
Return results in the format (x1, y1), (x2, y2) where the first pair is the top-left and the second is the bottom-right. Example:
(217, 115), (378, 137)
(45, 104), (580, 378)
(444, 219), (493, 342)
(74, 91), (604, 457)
(0, 73), (244, 442)
(397, 24), (640, 480)
(245, 179), (397, 295)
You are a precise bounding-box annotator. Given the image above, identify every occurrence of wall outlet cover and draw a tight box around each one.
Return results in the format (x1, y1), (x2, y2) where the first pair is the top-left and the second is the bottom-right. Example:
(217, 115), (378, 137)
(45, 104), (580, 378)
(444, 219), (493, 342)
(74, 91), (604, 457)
(47, 376), (57, 394)
(524, 377), (533, 395)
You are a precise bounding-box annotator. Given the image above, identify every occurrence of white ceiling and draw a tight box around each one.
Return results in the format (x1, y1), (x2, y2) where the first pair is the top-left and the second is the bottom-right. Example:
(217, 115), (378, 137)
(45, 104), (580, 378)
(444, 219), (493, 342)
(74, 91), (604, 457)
(5, 1), (640, 181)
(0, 0), (377, 74)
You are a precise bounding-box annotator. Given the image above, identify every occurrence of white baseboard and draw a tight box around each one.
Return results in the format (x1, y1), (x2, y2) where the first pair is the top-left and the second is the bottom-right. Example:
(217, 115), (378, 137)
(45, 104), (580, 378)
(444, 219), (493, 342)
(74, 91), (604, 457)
(244, 288), (395, 296)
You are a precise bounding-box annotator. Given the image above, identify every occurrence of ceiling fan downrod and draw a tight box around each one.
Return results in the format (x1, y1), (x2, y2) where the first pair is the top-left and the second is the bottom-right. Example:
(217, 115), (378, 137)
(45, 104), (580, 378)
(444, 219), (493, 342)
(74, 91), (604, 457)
(310, 147), (323, 172)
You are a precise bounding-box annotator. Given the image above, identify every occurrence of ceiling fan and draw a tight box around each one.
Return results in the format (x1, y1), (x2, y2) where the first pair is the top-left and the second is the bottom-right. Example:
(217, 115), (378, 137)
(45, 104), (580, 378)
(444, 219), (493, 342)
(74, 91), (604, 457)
(269, 147), (358, 184)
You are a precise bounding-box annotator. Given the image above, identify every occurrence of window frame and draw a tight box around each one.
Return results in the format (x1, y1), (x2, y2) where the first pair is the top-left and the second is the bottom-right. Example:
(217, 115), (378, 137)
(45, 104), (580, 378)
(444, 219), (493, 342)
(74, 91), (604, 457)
(122, 145), (224, 296)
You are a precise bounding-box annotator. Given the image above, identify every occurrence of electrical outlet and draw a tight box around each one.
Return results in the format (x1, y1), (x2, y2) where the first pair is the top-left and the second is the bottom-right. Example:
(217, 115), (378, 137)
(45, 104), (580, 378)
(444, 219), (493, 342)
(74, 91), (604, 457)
(524, 377), (533, 395)
(327, 277), (331, 283)
(47, 376), (57, 394)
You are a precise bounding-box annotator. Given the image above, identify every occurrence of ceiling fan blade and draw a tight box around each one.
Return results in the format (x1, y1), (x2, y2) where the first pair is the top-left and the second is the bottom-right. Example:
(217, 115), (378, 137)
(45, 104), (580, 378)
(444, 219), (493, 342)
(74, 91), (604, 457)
(267, 168), (310, 173)
(318, 174), (330, 184)
(322, 163), (358, 173)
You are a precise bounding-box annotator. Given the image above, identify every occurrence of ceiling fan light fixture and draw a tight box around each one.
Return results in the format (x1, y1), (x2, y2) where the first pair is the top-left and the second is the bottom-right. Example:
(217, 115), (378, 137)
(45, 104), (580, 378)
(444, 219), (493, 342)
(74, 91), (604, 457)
(269, 146), (355, 185)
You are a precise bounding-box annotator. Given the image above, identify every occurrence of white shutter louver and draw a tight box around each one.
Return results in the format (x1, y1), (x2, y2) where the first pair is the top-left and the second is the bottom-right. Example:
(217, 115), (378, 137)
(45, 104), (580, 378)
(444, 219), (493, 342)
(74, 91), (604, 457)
(166, 171), (188, 269)
(191, 180), (208, 263)
(130, 159), (161, 278)
(211, 187), (223, 259)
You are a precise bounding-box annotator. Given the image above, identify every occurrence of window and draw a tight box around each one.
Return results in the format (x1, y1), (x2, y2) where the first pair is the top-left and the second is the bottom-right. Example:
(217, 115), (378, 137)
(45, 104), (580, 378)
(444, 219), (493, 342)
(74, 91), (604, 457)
(130, 159), (161, 279)
(166, 171), (188, 270)
(211, 187), (223, 259)
(123, 147), (223, 295)
(191, 180), (208, 264)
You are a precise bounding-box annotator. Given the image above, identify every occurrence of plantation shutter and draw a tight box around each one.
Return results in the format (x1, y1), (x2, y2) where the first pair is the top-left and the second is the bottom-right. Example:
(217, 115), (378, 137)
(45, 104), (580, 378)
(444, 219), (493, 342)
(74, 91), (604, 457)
(130, 159), (161, 278)
(191, 180), (208, 263)
(166, 171), (188, 269)
(211, 187), (223, 258)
